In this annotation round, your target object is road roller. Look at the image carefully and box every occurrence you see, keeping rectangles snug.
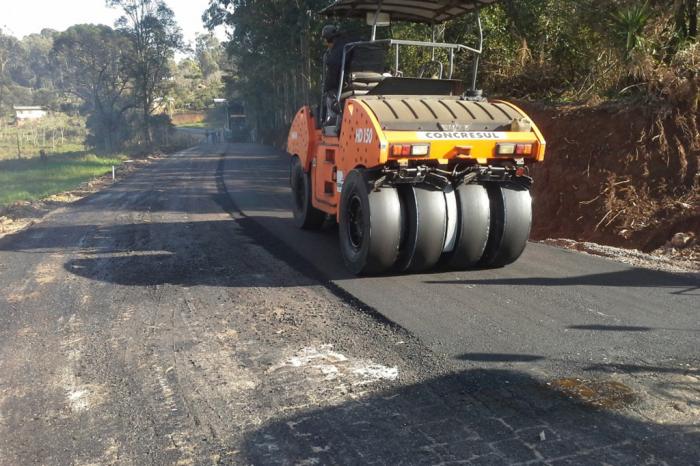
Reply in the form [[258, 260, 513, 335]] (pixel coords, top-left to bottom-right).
[[287, 0, 546, 275]]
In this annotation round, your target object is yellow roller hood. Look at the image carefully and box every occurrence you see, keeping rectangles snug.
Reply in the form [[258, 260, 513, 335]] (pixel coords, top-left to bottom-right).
[[359, 96, 524, 132]]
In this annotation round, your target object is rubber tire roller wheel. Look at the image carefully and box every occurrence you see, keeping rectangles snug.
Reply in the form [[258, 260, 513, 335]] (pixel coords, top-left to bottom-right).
[[479, 184, 532, 268], [339, 169, 402, 275], [447, 184, 491, 270], [395, 185, 448, 273], [290, 156, 325, 230]]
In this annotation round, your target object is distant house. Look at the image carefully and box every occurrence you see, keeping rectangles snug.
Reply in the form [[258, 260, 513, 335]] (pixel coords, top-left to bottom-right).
[[14, 106, 48, 123]]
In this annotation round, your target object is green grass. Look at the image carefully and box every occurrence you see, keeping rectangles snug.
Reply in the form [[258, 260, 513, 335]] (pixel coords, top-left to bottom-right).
[[0, 143, 87, 160], [0, 151, 125, 206], [0, 113, 87, 159]]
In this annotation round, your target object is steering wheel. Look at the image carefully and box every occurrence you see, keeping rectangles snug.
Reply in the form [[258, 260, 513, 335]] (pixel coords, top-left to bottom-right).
[[418, 61, 444, 79]]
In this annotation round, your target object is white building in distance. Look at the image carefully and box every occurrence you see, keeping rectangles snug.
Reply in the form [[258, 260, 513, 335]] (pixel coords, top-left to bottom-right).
[[13, 106, 48, 122]]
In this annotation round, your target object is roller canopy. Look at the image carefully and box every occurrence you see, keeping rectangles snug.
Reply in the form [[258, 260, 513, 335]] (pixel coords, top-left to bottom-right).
[[321, 0, 498, 24]]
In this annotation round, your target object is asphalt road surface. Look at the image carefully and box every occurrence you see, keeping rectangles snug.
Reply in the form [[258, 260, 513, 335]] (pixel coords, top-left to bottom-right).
[[222, 143, 699, 376], [0, 143, 698, 465]]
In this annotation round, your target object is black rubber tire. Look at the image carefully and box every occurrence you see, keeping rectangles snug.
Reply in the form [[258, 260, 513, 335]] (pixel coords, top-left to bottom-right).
[[479, 184, 532, 268], [396, 185, 448, 273], [447, 184, 491, 269], [339, 169, 402, 275], [290, 156, 325, 230]]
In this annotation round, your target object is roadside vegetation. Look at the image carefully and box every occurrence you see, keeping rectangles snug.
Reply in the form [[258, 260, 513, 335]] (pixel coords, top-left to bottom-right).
[[205, 0, 698, 142], [205, 0, 698, 255], [0, 0, 226, 207], [0, 152, 125, 205]]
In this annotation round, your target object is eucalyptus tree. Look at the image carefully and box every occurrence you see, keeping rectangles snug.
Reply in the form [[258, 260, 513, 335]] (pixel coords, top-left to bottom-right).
[[107, 0, 184, 144], [0, 30, 23, 114], [52, 24, 135, 151], [195, 32, 224, 80], [204, 0, 330, 142]]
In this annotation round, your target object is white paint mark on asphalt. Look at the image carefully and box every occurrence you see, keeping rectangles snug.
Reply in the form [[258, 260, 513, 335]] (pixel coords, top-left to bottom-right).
[[351, 364, 399, 385], [273, 345, 399, 385], [285, 346, 347, 381], [288, 345, 348, 366], [68, 388, 90, 412]]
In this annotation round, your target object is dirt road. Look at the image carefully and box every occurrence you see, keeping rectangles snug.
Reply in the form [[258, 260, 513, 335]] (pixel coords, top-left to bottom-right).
[[0, 144, 698, 465]]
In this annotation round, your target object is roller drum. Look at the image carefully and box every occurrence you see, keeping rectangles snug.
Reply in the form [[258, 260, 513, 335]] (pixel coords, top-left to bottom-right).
[[479, 184, 532, 268], [447, 184, 491, 269], [339, 170, 402, 275], [396, 185, 448, 273]]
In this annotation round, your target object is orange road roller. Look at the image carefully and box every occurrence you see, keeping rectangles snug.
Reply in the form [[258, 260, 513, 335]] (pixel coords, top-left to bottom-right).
[[287, 0, 546, 275]]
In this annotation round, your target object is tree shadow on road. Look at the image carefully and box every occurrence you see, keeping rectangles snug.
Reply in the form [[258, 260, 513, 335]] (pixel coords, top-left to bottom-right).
[[236, 368, 699, 465], [53, 219, 328, 288], [0, 215, 336, 288]]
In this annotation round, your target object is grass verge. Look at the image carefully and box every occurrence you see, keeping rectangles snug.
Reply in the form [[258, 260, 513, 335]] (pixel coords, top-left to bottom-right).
[[0, 151, 125, 206]]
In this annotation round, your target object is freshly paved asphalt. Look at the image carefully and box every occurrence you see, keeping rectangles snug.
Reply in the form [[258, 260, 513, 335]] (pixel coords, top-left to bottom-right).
[[221, 143, 700, 379]]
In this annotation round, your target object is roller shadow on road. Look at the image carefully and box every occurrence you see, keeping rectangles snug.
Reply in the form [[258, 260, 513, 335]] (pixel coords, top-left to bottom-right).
[[238, 368, 699, 464], [424, 270, 700, 295]]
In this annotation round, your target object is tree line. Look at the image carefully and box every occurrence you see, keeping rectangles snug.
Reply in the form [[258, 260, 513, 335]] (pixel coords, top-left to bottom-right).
[[0, 0, 227, 153], [205, 0, 698, 144]]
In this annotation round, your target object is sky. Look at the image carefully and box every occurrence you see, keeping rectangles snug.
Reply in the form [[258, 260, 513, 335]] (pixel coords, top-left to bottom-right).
[[0, 0, 227, 47]]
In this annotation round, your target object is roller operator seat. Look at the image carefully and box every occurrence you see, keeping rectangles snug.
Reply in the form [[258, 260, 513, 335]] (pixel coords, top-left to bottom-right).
[[340, 41, 390, 101]]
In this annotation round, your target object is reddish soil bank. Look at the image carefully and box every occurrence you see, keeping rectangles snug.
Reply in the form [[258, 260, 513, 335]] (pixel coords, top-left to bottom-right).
[[171, 112, 206, 126], [520, 101, 699, 253]]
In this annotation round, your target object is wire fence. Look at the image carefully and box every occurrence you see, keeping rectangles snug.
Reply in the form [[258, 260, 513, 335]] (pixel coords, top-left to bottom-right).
[[0, 114, 87, 159]]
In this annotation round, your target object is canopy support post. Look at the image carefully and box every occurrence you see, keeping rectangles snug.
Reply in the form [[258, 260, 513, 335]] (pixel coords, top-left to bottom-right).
[[471, 11, 483, 91], [395, 43, 400, 75], [371, 0, 384, 41]]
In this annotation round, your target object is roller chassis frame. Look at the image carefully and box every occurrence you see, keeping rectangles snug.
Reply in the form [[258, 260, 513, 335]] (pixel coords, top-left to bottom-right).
[[368, 162, 533, 192]]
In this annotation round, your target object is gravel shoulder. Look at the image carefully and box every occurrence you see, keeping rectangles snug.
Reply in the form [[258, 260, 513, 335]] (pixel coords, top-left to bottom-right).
[[541, 238, 699, 274]]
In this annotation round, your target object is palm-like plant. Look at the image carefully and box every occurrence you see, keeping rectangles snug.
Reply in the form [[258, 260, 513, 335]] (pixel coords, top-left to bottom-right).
[[611, 1, 652, 59]]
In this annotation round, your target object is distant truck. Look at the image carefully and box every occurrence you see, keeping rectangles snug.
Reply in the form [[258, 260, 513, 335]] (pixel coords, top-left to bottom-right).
[[226, 101, 250, 142]]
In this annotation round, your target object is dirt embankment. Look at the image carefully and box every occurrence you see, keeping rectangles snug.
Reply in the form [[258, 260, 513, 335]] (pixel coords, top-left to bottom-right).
[[171, 112, 206, 126], [520, 101, 699, 256]]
